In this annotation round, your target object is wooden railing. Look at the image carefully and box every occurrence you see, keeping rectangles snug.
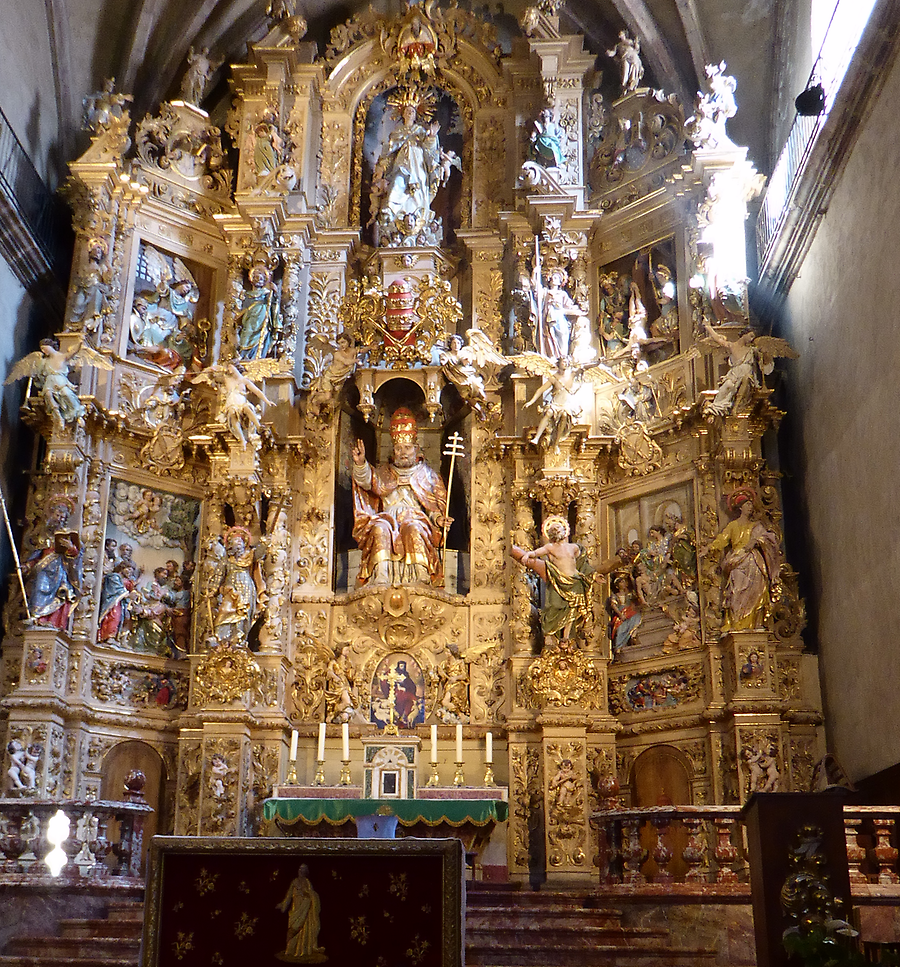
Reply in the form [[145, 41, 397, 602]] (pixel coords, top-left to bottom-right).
[[592, 805, 748, 887], [0, 799, 153, 883], [593, 803, 900, 893]]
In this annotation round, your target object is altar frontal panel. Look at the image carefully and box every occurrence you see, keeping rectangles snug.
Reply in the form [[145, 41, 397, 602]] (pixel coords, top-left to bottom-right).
[[144, 836, 465, 967]]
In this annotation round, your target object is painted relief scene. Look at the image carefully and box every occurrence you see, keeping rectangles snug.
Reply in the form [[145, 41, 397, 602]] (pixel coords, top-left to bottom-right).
[[597, 238, 679, 372], [97, 480, 200, 657], [127, 241, 210, 371], [608, 482, 699, 661]]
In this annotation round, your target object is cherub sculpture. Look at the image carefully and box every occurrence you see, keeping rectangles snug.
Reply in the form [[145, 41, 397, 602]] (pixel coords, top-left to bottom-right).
[[438, 329, 507, 417], [192, 363, 274, 449], [701, 320, 798, 417], [434, 646, 469, 724], [306, 331, 360, 418], [607, 31, 644, 94], [5, 337, 112, 430], [82, 79, 132, 135], [689, 62, 738, 149], [180, 46, 223, 106], [511, 353, 617, 449]]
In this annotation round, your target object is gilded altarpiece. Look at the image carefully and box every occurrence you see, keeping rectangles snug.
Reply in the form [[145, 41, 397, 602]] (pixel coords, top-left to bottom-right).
[[0, 1, 821, 882]]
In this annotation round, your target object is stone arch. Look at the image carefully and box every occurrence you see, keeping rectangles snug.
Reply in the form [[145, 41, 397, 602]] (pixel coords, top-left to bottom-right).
[[100, 739, 168, 871]]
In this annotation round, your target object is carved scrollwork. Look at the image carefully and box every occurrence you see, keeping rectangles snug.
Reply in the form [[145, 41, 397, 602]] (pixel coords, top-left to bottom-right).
[[526, 640, 604, 709]]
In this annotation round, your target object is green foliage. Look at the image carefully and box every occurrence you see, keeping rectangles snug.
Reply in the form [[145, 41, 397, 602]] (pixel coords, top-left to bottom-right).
[[160, 496, 200, 553], [784, 927, 900, 967]]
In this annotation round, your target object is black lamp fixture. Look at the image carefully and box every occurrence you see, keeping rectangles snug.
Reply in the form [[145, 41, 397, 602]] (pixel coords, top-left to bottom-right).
[[795, 82, 825, 116]]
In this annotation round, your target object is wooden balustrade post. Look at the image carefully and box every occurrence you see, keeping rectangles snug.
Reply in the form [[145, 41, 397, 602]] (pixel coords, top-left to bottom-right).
[[652, 815, 673, 882], [621, 818, 647, 884], [872, 817, 899, 885], [0, 807, 28, 870], [713, 815, 739, 883], [843, 815, 868, 884], [682, 815, 705, 882]]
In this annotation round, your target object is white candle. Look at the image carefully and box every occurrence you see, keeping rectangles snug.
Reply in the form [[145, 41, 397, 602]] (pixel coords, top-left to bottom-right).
[[317, 723, 326, 761], [456, 723, 463, 762], [342, 722, 350, 761], [289, 729, 299, 762], [485, 731, 493, 764], [430, 724, 438, 763]]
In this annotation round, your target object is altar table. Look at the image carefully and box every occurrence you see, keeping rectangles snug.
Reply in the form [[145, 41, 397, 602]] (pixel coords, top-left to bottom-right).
[[262, 796, 508, 859]]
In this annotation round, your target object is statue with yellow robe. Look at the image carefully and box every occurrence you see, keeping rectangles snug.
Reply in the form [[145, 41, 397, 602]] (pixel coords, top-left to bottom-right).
[[351, 408, 450, 587]]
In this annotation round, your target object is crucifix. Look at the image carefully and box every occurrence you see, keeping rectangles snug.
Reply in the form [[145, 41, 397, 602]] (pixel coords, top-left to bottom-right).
[[381, 663, 406, 736]]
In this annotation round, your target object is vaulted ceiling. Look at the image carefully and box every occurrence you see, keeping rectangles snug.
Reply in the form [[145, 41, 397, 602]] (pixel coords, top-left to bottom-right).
[[49, 0, 779, 178]]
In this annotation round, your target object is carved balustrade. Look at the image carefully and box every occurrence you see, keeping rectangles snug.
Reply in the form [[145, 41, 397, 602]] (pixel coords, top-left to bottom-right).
[[595, 804, 900, 893], [593, 805, 749, 887], [843, 806, 900, 888], [0, 798, 152, 883]]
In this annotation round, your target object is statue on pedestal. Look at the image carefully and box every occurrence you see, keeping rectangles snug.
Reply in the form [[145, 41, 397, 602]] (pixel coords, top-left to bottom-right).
[[371, 87, 460, 247], [351, 408, 450, 587], [22, 494, 82, 629], [511, 516, 593, 643], [701, 488, 781, 632], [6, 338, 111, 430], [211, 526, 264, 647]]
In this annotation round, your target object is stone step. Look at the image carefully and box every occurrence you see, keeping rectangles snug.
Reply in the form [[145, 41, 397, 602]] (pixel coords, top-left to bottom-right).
[[467, 924, 665, 948], [465, 945, 718, 967], [3, 938, 140, 961], [58, 920, 142, 940], [467, 908, 627, 929], [0, 959, 137, 967], [104, 904, 144, 924], [466, 889, 619, 909]]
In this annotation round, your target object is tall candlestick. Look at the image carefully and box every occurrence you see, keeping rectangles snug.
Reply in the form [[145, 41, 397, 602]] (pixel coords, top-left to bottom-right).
[[317, 722, 326, 761], [342, 722, 350, 761], [485, 731, 492, 763], [289, 729, 299, 762], [456, 723, 463, 762], [430, 724, 438, 763]]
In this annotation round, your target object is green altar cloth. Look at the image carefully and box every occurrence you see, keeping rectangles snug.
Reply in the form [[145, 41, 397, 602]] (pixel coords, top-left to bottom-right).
[[264, 797, 509, 828]]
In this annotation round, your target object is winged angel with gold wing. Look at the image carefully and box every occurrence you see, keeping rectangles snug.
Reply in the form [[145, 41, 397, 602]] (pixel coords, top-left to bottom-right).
[[701, 321, 798, 417], [6, 338, 112, 430], [511, 353, 619, 449]]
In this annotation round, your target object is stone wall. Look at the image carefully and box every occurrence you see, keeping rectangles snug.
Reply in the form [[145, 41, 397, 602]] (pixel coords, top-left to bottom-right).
[[782, 42, 900, 781]]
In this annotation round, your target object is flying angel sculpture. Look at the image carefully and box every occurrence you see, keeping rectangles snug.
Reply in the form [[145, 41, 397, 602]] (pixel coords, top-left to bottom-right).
[[701, 321, 798, 417], [6, 338, 112, 430], [511, 352, 619, 448]]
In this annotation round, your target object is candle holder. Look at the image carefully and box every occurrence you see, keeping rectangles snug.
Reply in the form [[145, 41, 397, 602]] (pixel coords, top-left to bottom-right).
[[287, 761, 298, 784], [483, 763, 495, 787], [312, 760, 325, 786], [453, 761, 465, 787], [426, 762, 440, 787], [339, 759, 352, 786]]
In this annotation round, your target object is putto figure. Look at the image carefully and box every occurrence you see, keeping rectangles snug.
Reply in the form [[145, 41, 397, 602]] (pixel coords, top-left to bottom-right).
[[351, 407, 450, 587]]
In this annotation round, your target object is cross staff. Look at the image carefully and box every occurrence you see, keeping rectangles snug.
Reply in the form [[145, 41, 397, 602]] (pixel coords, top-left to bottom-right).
[[441, 432, 466, 561], [0, 486, 33, 623]]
